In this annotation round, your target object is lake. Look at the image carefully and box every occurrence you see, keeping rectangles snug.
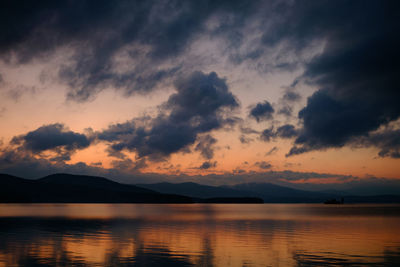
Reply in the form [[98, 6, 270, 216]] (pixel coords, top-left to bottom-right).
[[0, 204, 400, 266]]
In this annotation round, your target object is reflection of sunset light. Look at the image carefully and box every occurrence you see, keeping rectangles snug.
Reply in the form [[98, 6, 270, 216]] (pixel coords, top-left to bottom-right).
[[0, 204, 400, 266]]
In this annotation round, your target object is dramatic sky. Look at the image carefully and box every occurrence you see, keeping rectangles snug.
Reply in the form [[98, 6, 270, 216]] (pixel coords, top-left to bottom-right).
[[1, 0, 399, 187]]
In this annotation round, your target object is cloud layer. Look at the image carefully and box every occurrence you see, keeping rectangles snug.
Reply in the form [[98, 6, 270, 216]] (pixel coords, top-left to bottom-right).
[[1, 0, 399, 183], [0, 0, 257, 101]]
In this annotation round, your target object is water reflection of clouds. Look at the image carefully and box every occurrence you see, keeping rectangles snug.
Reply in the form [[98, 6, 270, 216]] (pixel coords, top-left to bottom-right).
[[0, 204, 400, 266]]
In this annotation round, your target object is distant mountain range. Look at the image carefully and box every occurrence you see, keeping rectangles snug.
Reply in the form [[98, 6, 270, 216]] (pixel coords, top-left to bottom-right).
[[1, 173, 400, 203], [0, 173, 194, 203], [138, 182, 333, 203], [137, 182, 400, 203], [0, 173, 261, 203]]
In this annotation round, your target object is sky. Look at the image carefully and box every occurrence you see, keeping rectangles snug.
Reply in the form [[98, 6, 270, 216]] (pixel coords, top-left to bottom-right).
[[0, 0, 400, 188]]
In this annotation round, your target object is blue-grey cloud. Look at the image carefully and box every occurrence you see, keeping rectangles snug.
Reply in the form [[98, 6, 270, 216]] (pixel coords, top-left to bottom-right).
[[9, 123, 91, 161], [249, 101, 274, 122], [276, 124, 298, 139], [12, 124, 90, 152], [280, 1, 400, 158], [0, 0, 258, 102], [355, 129, 400, 159], [261, 124, 298, 142], [97, 71, 239, 160]]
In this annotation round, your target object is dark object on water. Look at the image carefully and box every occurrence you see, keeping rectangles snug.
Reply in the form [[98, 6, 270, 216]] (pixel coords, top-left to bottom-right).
[[324, 197, 344, 204]]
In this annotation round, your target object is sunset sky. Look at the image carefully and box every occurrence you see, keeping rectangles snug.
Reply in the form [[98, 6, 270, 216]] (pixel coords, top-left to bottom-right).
[[1, 0, 399, 187]]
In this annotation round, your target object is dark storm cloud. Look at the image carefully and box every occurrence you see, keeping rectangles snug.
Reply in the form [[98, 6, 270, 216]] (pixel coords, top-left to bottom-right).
[[279, 1, 400, 157], [97, 71, 239, 160], [8, 123, 92, 162], [12, 123, 90, 152], [249, 101, 274, 122], [0, 0, 258, 102]]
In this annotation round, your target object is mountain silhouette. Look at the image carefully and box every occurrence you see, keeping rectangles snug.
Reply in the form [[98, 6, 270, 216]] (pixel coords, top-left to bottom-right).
[[138, 181, 400, 203], [137, 182, 332, 202], [136, 182, 254, 199], [0, 173, 193, 203]]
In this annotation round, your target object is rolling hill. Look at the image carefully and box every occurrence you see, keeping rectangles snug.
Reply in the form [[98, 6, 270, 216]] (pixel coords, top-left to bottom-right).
[[0, 173, 193, 203]]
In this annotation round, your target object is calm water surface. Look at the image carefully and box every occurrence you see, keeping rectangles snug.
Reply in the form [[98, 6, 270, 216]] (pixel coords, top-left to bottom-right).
[[0, 204, 400, 266]]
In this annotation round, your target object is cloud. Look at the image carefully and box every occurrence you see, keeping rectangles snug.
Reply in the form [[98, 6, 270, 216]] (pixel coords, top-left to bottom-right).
[[0, 0, 259, 102], [260, 128, 274, 142], [239, 135, 253, 144], [276, 88, 302, 118], [3, 1, 397, 107], [261, 124, 299, 142], [9, 123, 91, 161], [276, 124, 298, 139], [0, 148, 99, 179], [356, 128, 400, 159], [195, 134, 217, 159], [265, 146, 278, 156], [239, 126, 259, 135], [277, 106, 293, 117], [370, 130, 400, 159], [97, 71, 239, 160], [282, 90, 301, 102], [198, 161, 217, 170], [12, 124, 90, 152], [254, 161, 272, 170], [278, 1, 400, 158], [249, 101, 274, 122], [238, 126, 259, 144], [111, 157, 147, 171]]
